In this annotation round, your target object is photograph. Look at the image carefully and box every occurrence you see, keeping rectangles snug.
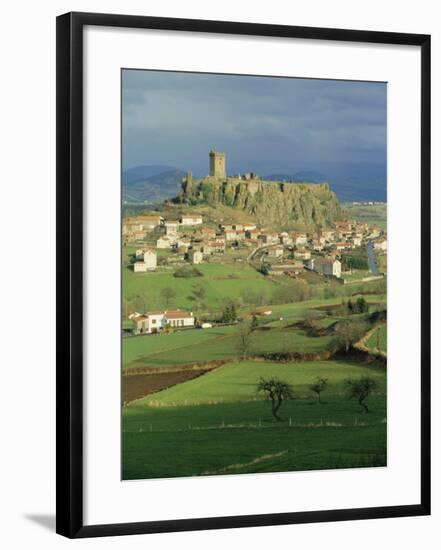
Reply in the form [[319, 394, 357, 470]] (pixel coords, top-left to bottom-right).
[[121, 69, 388, 481]]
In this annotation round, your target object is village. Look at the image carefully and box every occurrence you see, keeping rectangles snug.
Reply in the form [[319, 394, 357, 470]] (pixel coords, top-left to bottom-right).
[[123, 210, 387, 335]]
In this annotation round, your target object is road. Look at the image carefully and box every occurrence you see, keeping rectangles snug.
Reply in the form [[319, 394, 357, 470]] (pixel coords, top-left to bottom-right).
[[367, 241, 378, 274]]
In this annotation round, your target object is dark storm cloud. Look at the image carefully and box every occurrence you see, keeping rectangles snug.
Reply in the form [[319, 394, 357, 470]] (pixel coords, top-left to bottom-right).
[[122, 69, 386, 176]]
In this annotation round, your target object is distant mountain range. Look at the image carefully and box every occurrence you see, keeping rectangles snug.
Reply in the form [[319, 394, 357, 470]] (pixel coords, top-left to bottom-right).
[[122, 163, 386, 204], [123, 166, 186, 204]]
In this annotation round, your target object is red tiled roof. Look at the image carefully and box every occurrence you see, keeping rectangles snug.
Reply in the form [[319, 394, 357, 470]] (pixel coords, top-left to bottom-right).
[[165, 310, 193, 319]]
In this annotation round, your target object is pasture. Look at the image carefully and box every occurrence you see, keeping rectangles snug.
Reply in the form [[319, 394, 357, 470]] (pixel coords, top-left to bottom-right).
[[122, 294, 387, 370], [124, 326, 334, 370], [123, 359, 387, 479]]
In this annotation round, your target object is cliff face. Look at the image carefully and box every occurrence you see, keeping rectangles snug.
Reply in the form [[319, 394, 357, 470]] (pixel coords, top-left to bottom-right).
[[179, 177, 343, 229]]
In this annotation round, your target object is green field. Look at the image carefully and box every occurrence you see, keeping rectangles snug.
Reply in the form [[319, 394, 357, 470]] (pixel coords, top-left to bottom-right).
[[366, 324, 387, 353], [123, 294, 386, 369], [141, 360, 386, 406], [123, 249, 282, 311], [123, 325, 237, 365], [123, 360, 386, 479], [344, 203, 387, 230]]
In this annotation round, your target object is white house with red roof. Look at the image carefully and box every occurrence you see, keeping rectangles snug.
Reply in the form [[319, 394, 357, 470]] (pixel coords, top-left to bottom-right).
[[131, 309, 195, 334]]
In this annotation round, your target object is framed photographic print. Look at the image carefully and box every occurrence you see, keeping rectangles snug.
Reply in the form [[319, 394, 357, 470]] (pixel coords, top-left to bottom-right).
[[56, 11, 431, 538]]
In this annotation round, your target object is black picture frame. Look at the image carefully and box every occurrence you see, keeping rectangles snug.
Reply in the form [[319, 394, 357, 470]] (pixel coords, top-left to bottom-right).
[[56, 11, 431, 539]]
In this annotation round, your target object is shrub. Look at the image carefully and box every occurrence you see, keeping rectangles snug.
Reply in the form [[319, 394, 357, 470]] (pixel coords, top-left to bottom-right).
[[173, 267, 204, 278]]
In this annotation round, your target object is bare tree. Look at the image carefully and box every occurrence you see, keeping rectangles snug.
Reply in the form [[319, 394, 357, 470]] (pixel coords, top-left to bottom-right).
[[257, 377, 294, 421], [236, 320, 253, 360], [344, 377, 379, 413], [309, 377, 328, 404]]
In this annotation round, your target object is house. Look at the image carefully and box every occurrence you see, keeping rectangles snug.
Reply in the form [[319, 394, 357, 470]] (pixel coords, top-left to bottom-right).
[[164, 310, 195, 328], [233, 223, 243, 231], [279, 232, 293, 246], [176, 237, 192, 251], [164, 220, 179, 235], [132, 311, 166, 334], [180, 215, 203, 226], [291, 232, 308, 246], [294, 248, 311, 260], [213, 236, 226, 251], [156, 236, 175, 249], [259, 232, 279, 245], [221, 224, 235, 232], [245, 229, 260, 240], [132, 309, 195, 334], [224, 230, 237, 242], [188, 249, 203, 264], [133, 248, 157, 271], [124, 215, 163, 232], [308, 257, 342, 278], [351, 235, 363, 247]]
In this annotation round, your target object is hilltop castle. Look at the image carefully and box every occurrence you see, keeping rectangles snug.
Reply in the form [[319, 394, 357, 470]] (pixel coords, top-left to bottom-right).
[[184, 150, 260, 186], [179, 150, 342, 229]]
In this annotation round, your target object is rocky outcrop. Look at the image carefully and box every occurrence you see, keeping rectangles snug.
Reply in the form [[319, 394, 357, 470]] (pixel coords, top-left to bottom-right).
[[178, 176, 343, 229]]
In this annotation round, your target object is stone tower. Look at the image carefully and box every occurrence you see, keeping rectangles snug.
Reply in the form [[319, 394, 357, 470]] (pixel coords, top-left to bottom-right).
[[209, 149, 226, 179]]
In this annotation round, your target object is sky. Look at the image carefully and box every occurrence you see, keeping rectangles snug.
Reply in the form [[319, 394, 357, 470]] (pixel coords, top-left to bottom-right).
[[122, 69, 387, 178]]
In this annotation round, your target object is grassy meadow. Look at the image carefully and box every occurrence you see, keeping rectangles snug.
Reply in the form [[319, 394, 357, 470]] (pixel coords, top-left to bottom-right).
[[123, 360, 386, 479]]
